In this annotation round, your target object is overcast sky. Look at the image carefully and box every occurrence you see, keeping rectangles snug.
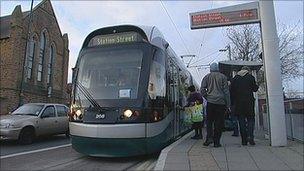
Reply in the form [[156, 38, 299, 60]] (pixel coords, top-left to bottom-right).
[[1, 0, 303, 93]]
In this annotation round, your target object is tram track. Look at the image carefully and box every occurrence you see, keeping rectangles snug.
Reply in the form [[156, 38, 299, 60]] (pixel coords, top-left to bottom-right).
[[46, 155, 157, 171], [1, 144, 158, 171], [122, 159, 146, 171], [1, 136, 160, 171], [125, 153, 159, 171], [126, 158, 157, 171], [44, 155, 87, 170]]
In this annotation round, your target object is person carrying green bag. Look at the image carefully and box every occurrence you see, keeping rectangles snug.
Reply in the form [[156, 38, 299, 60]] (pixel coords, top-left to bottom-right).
[[185, 85, 204, 139]]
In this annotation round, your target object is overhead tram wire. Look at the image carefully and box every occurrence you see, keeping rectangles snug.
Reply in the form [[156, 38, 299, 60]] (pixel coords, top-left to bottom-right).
[[191, 1, 214, 65], [188, 43, 202, 67], [190, 50, 219, 79], [190, 27, 206, 66], [188, 52, 221, 79], [187, 53, 220, 69], [197, 43, 203, 59], [160, 0, 191, 55], [191, 50, 219, 65], [189, 1, 214, 67], [188, 52, 221, 69], [159, 0, 202, 79], [207, 52, 222, 65]]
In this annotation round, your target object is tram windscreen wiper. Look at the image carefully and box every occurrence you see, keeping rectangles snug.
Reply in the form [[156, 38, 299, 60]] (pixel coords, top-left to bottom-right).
[[75, 80, 109, 112]]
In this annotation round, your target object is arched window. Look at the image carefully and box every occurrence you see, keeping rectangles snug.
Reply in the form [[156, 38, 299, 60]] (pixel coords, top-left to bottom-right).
[[47, 44, 55, 84], [26, 35, 36, 80], [37, 31, 46, 82]]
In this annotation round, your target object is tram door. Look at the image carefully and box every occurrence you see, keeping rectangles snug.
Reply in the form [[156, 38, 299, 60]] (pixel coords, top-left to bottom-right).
[[169, 62, 181, 138]]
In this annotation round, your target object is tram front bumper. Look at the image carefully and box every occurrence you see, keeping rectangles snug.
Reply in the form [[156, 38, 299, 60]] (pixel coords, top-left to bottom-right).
[[69, 120, 174, 157], [71, 135, 148, 157]]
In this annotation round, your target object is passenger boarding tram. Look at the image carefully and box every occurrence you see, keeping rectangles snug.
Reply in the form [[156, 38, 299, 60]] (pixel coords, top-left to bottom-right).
[[69, 25, 199, 157]]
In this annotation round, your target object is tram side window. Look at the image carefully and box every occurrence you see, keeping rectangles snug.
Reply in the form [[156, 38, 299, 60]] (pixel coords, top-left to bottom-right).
[[167, 58, 176, 110], [148, 49, 166, 122], [148, 49, 166, 100], [179, 73, 190, 107]]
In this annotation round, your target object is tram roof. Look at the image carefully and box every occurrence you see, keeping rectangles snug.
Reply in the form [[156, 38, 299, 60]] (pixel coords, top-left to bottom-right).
[[136, 25, 165, 41], [82, 25, 167, 49]]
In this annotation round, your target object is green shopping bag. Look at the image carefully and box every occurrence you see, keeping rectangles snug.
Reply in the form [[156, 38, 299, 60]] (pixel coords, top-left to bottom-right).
[[184, 106, 194, 125], [184, 103, 204, 125], [191, 103, 203, 122]]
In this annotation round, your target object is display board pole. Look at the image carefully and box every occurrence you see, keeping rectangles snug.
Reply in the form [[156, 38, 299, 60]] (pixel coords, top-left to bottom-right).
[[259, 0, 287, 146]]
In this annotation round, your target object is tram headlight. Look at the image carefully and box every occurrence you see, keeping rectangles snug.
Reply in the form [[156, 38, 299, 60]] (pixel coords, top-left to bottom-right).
[[75, 109, 82, 117], [123, 109, 133, 118], [70, 104, 84, 122], [120, 109, 141, 121]]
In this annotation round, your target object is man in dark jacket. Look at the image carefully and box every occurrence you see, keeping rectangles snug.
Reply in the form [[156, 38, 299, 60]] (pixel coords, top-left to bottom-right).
[[230, 66, 259, 145], [201, 63, 230, 147]]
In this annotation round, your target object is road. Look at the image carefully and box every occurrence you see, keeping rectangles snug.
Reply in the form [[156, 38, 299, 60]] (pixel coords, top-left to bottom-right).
[[0, 135, 158, 170], [0, 134, 70, 156]]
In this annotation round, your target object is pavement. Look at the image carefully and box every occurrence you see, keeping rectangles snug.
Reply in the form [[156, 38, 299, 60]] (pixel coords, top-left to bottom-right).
[[154, 130, 304, 171]]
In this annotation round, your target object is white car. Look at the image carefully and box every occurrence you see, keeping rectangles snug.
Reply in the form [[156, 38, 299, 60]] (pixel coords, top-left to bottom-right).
[[0, 103, 69, 144]]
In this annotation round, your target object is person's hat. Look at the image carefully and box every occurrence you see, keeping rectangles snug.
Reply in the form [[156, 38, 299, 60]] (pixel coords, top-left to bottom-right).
[[210, 62, 219, 72]]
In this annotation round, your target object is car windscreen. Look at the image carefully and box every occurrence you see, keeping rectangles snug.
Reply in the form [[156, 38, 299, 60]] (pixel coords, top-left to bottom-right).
[[12, 104, 44, 116]]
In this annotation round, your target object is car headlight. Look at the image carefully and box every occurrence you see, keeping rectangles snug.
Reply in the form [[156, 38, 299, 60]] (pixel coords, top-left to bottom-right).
[[4, 123, 19, 128]]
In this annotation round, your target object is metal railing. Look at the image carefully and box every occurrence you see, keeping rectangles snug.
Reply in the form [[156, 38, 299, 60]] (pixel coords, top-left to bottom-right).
[[261, 99, 303, 142]]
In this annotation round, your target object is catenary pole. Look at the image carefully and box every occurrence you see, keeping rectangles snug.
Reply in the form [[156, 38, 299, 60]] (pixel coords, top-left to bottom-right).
[[259, 0, 287, 146], [227, 44, 231, 60]]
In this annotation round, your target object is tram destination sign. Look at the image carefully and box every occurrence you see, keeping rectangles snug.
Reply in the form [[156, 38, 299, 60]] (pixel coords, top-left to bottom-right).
[[88, 32, 142, 47], [190, 2, 260, 29]]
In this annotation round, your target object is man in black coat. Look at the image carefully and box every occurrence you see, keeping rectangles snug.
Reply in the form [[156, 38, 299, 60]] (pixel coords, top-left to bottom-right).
[[230, 66, 259, 145]]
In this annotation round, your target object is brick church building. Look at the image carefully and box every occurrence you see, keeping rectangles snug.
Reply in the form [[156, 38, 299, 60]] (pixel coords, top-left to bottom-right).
[[0, 0, 69, 114]]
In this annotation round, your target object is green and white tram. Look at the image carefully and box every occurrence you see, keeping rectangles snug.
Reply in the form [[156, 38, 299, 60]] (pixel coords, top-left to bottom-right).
[[69, 25, 198, 157]]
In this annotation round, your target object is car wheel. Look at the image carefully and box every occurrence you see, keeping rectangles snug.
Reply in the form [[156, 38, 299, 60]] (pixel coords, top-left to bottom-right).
[[18, 127, 35, 145]]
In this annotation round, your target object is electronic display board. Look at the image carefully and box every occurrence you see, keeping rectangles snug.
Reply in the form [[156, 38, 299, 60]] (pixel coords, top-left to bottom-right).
[[190, 2, 260, 29]]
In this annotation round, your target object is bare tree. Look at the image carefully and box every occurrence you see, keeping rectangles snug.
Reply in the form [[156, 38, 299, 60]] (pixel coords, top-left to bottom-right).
[[277, 23, 304, 80], [226, 24, 261, 61], [226, 22, 304, 81]]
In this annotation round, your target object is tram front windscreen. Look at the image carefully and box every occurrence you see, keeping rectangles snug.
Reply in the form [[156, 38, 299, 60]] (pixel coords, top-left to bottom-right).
[[76, 48, 143, 101]]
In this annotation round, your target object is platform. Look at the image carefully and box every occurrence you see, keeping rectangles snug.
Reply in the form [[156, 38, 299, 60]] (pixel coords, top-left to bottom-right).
[[155, 130, 304, 170]]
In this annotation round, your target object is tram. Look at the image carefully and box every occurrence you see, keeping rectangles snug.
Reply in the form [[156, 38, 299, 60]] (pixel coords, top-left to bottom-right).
[[69, 25, 198, 157]]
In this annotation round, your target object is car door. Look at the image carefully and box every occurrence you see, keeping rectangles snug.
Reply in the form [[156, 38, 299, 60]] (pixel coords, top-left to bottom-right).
[[37, 105, 57, 136], [55, 105, 69, 134]]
